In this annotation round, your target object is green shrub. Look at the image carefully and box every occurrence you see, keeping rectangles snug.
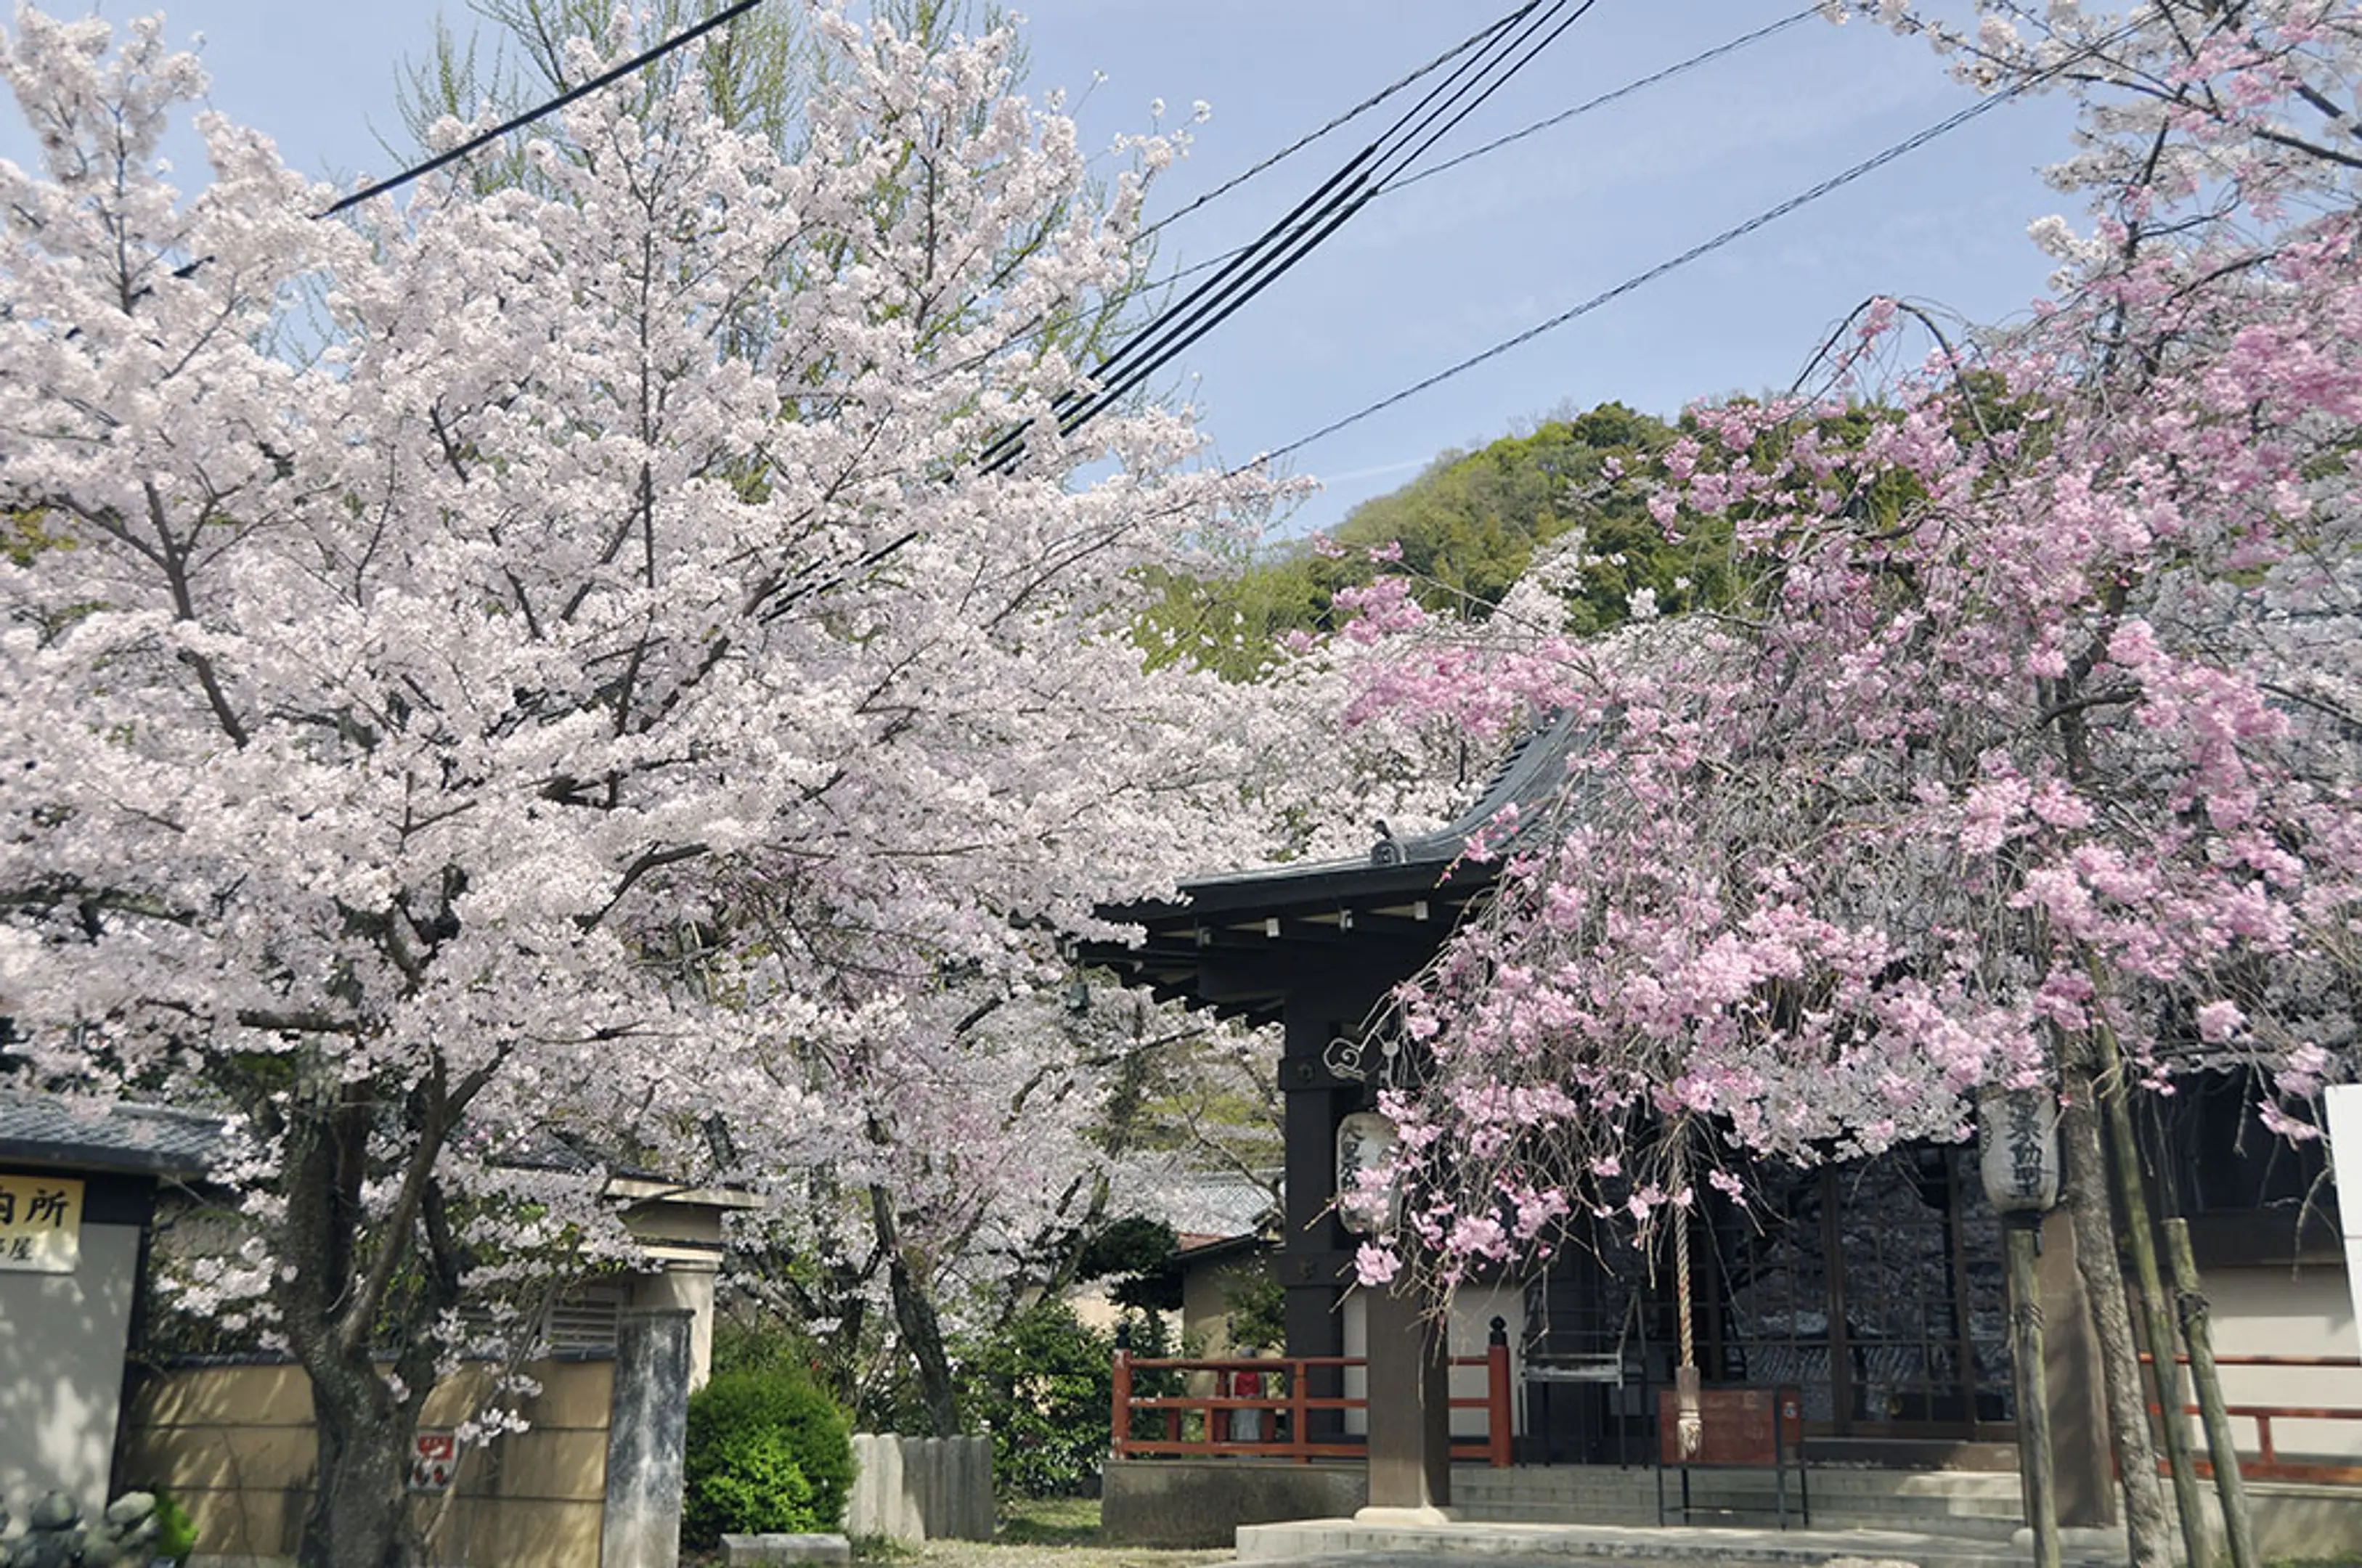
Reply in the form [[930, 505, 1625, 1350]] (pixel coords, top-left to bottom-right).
[[683, 1365, 855, 1546], [153, 1489, 199, 1560], [958, 1302, 1151, 1498]]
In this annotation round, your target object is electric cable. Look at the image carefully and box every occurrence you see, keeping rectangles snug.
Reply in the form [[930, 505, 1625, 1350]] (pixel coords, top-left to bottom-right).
[[1052, 0, 1577, 409], [1382, 6, 1820, 198], [982, 0, 1597, 473], [319, 0, 765, 218], [1135, 7, 1536, 245], [974, 0, 1571, 472], [1027, 7, 1579, 450], [1155, 6, 1821, 290], [1258, 76, 2048, 466]]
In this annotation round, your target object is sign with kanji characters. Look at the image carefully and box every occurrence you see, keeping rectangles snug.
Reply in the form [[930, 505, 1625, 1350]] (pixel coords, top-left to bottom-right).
[[409, 1431, 457, 1493], [1977, 1087, 2062, 1214], [1657, 1384, 1804, 1466], [1335, 1112, 1401, 1236], [0, 1174, 82, 1273]]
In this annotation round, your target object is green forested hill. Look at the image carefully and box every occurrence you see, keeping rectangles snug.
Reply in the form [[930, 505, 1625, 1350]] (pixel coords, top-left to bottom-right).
[[1141, 401, 1733, 676]]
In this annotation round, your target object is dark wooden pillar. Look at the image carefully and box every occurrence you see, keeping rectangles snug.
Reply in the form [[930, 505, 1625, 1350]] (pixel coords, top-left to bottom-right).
[[1280, 987, 1362, 1442], [1361, 1283, 1453, 1516], [2040, 1206, 2118, 1528]]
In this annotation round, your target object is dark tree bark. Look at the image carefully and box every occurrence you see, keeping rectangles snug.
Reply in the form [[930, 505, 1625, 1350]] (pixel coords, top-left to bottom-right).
[[871, 1182, 960, 1437], [2059, 1042, 2173, 1568], [274, 1067, 472, 1568]]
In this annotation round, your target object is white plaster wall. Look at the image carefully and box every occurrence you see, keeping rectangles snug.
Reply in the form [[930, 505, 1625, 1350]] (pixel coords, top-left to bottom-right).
[[1337, 1283, 1530, 1440], [630, 1263, 720, 1391], [2200, 1260, 2362, 1462], [1445, 1284, 1525, 1438], [0, 1220, 139, 1525]]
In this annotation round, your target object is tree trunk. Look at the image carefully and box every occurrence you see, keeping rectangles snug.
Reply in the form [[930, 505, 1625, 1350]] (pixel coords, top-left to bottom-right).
[[2096, 1024, 2211, 1566], [276, 1072, 460, 1568], [301, 1358, 415, 1568], [2060, 1045, 2174, 1568], [871, 1183, 961, 1437]]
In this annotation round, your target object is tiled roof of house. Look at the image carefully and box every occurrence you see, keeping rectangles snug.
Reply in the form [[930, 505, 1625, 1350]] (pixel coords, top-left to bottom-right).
[[1159, 1170, 1281, 1241], [0, 1093, 226, 1178]]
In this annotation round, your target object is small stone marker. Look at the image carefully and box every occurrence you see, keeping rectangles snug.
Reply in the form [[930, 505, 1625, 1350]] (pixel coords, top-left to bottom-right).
[[720, 1533, 852, 1566]]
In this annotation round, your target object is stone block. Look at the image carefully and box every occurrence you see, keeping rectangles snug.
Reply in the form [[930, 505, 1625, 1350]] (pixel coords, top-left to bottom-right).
[[720, 1533, 852, 1565]]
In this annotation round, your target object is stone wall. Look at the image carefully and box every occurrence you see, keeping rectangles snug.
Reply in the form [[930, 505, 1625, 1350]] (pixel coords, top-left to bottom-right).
[[1101, 1458, 1366, 1548], [844, 1434, 992, 1543]]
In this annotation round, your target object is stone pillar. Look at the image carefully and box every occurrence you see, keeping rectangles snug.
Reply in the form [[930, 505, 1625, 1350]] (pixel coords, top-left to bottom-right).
[[602, 1307, 696, 1568], [1357, 1284, 1454, 1521], [2040, 1206, 2118, 1528], [633, 1260, 720, 1390]]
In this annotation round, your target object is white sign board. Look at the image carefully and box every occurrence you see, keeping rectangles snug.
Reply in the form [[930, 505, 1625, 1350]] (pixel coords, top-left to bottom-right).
[[2324, 1085, 2362, 1358], [1335, 1112, 1400, 1236]]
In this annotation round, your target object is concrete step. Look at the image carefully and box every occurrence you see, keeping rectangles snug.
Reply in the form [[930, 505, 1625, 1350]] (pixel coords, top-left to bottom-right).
[[1453, 1466, 2029, 1531], [1457, 1468, 2024, 1499], [1234, 1516, 2125, 1568]]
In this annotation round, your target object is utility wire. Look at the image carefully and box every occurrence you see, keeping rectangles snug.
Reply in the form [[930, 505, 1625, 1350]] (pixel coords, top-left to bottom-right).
[[1031, 0, 1576, 428], [319, 0, 765, 218], [982, 0, 1596, 473], [1035, 0, 1599, 448], [1260, 78, 2043, 465], [1156, 7, 1820, 290], [1384, 7, 1820, 197], [1136, 7, 1536, 244]]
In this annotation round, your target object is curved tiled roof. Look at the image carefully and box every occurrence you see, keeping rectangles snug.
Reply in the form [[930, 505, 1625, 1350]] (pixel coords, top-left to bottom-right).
[[1083, 709, 1587, 1021], [0, 1093, 225, 1179]]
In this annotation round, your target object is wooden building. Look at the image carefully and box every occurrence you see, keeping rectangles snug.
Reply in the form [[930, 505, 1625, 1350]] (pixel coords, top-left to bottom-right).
[[1083, 716, 2355, 1534]]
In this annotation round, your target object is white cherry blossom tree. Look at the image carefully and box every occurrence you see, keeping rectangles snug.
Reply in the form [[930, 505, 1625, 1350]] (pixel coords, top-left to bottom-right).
[[0, 8, 1280, 1563]]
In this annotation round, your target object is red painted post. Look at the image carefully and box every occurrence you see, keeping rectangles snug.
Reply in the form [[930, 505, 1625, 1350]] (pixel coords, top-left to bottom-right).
[[1291, 1357, 1311, 1464], [1111, 1337, 1133, 1459], [1487, 1315, 1514, 1469]]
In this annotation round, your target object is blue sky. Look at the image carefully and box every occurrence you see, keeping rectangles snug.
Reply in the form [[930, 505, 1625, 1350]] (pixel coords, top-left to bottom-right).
[[1, 1, 2082, 536]]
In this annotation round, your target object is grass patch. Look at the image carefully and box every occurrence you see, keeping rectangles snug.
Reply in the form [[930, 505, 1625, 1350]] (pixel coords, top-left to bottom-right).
[[998, 1495, 1101, 1547]]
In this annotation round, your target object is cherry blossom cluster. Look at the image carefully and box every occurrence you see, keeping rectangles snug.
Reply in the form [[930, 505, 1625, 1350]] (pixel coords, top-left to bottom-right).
[[1339, 0, 2362, 1287], [0, 2, 1284, 1515]]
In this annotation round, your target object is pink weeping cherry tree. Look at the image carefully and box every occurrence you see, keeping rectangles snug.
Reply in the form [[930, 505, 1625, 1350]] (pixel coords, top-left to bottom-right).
[[1331, 7, 2362, 1564]]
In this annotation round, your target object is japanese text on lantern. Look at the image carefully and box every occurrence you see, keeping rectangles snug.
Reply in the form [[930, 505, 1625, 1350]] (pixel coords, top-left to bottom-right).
[[0, 1175, 83, 1273]]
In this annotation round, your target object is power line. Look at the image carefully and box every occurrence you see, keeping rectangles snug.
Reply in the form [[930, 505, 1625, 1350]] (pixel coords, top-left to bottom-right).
[[1258, 81, 2041, 466], [982, 0, 1597, 473], [1136, 7, 1537, 244], [1380, 7, 1821, 198], [1154, 7, 1820, 292], [319, 0, 765, 219]]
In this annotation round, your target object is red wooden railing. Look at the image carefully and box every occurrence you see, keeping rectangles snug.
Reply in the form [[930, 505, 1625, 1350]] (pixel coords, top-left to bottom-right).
[[1112, 1338, 1515, 1468], [2141, 1352, 2362, 1485]]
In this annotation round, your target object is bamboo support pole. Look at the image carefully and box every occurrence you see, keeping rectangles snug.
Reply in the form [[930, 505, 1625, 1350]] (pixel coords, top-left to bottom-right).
[[2093, 1019, 2213, 1567], [2008, 1216, 2062, 1568], [2164, 1217, 2258, 1568]]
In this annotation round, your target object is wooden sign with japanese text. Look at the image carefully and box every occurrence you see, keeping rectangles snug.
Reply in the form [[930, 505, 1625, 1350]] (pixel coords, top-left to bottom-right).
[[0, 1175, 83, 1273]]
